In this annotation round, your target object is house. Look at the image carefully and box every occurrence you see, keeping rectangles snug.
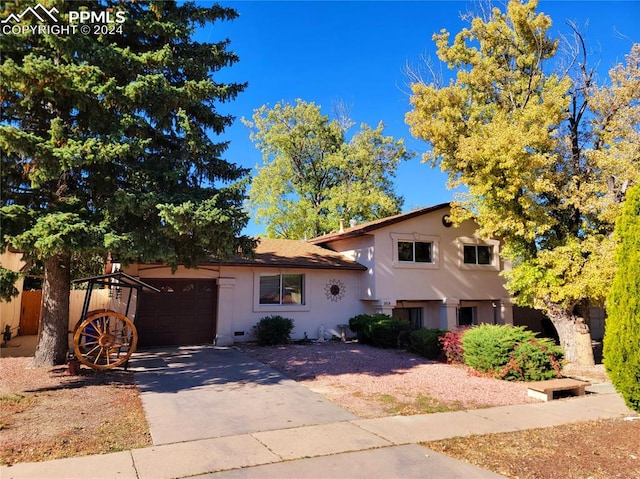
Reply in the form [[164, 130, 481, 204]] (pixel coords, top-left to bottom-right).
[[309, 203, 513, 331], [121, 203, 515, 347], [0, 247, 27, 339]]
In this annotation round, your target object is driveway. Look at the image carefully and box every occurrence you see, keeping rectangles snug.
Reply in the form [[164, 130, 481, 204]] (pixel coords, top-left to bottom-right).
[[129, 345, 357, 445]]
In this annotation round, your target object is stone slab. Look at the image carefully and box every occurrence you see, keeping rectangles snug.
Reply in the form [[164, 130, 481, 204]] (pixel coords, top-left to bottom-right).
[[132, 434, 279, 479], [0, 451, 136, 479], [353, 410, 514, 444], [252, 421, 392, 460]]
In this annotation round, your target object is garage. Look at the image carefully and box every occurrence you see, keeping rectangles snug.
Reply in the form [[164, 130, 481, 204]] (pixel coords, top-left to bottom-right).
[[135, 278, 218, 348]]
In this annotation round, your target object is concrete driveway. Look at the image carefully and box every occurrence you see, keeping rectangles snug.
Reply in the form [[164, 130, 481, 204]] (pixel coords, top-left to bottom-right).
[[129, 345, 357, 445]]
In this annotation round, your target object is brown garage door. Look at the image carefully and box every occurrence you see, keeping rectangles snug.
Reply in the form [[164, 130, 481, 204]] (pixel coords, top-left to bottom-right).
[[135, 279, 217, 348]]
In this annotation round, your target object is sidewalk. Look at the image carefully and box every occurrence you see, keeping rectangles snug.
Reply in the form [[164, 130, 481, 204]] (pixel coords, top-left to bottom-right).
[[1, 392, 636, 479]]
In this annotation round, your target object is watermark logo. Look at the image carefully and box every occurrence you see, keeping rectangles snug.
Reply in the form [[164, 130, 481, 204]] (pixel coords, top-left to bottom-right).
[[2, 4, 59, 24], [2, 3, 126, 36]]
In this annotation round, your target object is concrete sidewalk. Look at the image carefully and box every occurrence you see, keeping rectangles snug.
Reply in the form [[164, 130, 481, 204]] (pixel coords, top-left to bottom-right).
[[1, 393, 635, 479], [1, 345, 637, 479]]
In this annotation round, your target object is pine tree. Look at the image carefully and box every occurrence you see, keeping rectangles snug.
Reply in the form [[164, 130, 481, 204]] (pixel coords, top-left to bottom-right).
[[603, 184, 640, 413], [1, 1, 253, 366]]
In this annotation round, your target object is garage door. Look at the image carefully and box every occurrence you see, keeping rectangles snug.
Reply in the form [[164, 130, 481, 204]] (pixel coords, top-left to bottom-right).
[[135, 279, 217, 348]]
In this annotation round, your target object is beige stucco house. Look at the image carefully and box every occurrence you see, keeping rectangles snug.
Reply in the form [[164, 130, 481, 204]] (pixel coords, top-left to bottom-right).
[[121, 203, 514, 347], [309, 203, 513, 331], [2, 203, 519, 348]]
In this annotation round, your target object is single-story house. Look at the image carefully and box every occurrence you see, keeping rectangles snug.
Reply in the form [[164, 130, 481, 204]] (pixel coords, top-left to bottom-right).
[[122, 203, 516, 347]]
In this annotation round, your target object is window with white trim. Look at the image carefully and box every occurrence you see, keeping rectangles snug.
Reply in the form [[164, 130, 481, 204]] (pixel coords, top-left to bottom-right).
[[259, 273, 305, 305], [463, 245, 493, 265], [398, 241, 433, 263], [392, 233, 439, 269]]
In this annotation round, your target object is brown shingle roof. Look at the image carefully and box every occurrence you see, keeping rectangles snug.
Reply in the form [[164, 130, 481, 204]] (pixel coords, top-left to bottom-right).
[[221, 238, 366, 270], [309, 203, 450, 245]]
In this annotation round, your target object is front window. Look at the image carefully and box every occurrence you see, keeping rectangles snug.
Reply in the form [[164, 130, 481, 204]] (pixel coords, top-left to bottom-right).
[[463, 245, 492, 265], [259, 273, 305, 305], [398, 241, 433, 263]]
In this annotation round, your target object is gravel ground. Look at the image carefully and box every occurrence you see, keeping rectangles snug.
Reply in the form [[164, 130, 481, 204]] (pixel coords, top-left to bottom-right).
[[238, 341, 539, 417]]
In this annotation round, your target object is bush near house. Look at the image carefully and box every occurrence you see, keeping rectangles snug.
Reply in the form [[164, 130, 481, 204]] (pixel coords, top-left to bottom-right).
[[253, 315, 294, 346], [348, 314, 411, 348], [439, 329, 467, 364], [462, 324, 563, 381], [409, 329, 447, 360]]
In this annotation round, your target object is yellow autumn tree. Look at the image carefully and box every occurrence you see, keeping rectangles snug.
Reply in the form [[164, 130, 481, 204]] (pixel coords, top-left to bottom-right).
[[406, 0, 640, 365]]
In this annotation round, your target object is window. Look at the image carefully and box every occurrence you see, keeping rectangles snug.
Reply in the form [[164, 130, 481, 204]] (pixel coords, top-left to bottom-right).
[[398, 241, 433, 263], [463, 245, 492, 265], [458, 306, 476, 326], [259, 273, 305, 305]]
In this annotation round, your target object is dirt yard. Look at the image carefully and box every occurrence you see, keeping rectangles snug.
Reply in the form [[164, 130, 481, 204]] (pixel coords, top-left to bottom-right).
[[1, 341, 639, 478], [0, 357, 151, 466]]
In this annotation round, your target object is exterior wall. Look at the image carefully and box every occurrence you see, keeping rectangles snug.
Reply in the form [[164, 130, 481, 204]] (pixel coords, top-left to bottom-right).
[[0, 249, 26, 337], [319, 236, 376, 300], [323, 207, 513, 329], [218, 266, 366, 343], [125, 263, 367, 345]]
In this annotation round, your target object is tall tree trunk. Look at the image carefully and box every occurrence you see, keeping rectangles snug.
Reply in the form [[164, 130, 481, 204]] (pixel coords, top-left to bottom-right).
[[32, 253, 71, 367], [546, 304, 595, 366]]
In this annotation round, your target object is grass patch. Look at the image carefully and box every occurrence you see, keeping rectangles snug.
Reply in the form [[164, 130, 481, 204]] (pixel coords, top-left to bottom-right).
[[0, 394, 28, 404], [374, 393, 461, 416]]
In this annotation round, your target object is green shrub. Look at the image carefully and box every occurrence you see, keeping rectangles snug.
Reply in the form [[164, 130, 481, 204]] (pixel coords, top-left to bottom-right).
[[462, 324, 563, 381], [498, 338, 564, 381], [409, 329, 447, 360], [439, 328, 467, 364], [253, 315, 294, 346], [604, 184, 640, 413], [348, 314, 376, 338], [462, 324, 529, 373], [348, 314, 411, 348]]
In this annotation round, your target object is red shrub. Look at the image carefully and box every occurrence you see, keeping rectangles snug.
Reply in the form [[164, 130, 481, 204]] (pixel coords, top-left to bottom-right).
[[439, 328, 468, 364]]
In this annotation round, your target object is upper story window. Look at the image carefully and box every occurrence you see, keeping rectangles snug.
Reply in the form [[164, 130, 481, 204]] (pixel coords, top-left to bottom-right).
[[259, 273, 305, 305], [398, 241, 433, 263], [391, 233, 440, 269], [458, 237, 500, 271], [463, 245, 493, 265]]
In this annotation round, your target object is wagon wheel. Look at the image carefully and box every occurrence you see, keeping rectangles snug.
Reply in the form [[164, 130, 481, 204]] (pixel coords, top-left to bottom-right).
[[72, 309, 110, 334], [73, 310, 138, 370]]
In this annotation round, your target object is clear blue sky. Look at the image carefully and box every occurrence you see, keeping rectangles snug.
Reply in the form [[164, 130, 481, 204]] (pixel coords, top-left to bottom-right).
[[200, 1, 640, 237]]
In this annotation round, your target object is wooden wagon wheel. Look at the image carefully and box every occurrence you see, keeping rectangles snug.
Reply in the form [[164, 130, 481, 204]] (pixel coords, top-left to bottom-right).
[[73, 310, 138, 370]]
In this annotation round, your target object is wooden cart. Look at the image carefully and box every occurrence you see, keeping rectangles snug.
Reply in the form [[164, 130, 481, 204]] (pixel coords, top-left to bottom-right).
[[71, 272, 159, 370]]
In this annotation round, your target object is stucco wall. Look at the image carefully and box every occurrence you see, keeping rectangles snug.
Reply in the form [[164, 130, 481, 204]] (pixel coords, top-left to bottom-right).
[[219, 266, 366, 342], [0, 249, 26, 336], [323, 207, 510, 303]]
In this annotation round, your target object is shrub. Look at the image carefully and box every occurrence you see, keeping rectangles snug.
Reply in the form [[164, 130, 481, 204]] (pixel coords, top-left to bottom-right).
[[409, 329, 447, 360], [439, 329, 467, 364], [498, 338, 564, 381], [604, 184, 640, 413], [348, 314, 411, 348], [462, 324, 563, 381], [348, 314, 376, 339], [462, 324, 526, 373], [253, 315, 294, 346]]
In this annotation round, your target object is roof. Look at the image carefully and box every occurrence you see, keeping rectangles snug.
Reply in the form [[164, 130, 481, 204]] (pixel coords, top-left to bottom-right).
[[72, 272, 161, 292], [308, 203, 450, 245], [221, 238, 367, 270]]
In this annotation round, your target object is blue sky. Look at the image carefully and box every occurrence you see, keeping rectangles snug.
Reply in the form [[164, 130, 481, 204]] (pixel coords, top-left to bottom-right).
[[201, 1, 640, 237]]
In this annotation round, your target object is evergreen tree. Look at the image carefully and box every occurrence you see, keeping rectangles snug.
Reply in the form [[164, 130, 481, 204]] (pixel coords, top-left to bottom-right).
[[1, 1, 253, 366], [604, 184, 640, 413]]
